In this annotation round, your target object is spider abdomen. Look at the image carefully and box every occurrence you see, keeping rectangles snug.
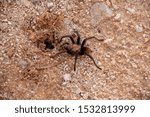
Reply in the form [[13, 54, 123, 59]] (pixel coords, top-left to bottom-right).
[[80, 47, 92, 55], [65, 44, 81, 55]]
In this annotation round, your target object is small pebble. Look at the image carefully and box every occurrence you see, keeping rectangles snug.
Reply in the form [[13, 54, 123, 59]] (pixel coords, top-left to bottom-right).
[[114, 13, 121, 20], [47, 2, 54, 8], [7, 48, 15, 58], [20, 0, 31, 7], [135, 25, 143, 32], [98, 2, 113, 17], [75, 88, 81, 94], [63, 74, 71, 82], [90, 2, 113, 24], [127, 7, 135, 14], [19, 59, 28, 69]]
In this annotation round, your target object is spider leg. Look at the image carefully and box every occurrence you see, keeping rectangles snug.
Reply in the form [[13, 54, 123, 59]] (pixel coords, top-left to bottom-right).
[[85, 52, 102, 70], [60, 42, 69, 48], [73, 30, 81, 45], [81, 36, 104, 49], [60, 35, 75, 44], [49, 50, 66, 58], [74, 53, 79, 71]]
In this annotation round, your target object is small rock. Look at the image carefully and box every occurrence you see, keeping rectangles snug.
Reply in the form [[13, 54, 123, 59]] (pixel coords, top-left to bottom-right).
[[20, 0, 31, 7], [111, 58, 116, 65], [135, 25, 143, 32], [0, 57, 3, 61], [99, 2, 113, 17], [8, 21, 12, 25], [47, 2, 54, 8], [7, 47, 15, 58], [131, 62, 138, 68], [75, 88, 81, 94], [63, 74, 71, 82], [147, 46, 150, 52], [32, 0, 41, 6], [104, 38, 113, 43], [110, 75, 116, 80], [114, 13, 121, 20], [90, 2, 113, 24], [19, 59, 28, 69], [126, 7, 135, 14], [82, 93, 89, 99]]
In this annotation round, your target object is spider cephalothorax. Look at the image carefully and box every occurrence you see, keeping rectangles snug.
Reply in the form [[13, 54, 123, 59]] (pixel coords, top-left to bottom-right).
[[59, 30, 104, 71]]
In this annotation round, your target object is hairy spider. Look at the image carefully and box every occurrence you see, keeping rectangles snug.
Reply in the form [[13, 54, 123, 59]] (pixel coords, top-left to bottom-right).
[[59, 30, 104, 71]]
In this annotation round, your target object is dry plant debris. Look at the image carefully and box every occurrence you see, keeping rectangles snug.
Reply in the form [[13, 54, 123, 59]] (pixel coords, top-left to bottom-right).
[[24, 10, 64, 51]]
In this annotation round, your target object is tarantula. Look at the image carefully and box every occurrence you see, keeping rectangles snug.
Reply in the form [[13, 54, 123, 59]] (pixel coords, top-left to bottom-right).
[[59, 30, 104, 71]]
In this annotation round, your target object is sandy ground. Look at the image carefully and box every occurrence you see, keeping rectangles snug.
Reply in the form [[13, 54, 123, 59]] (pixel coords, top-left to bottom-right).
[[0, 0, 150, 100]]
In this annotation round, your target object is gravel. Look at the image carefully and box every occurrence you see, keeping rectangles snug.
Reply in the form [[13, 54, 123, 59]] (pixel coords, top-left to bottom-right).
[[0, 0, 149, 100]]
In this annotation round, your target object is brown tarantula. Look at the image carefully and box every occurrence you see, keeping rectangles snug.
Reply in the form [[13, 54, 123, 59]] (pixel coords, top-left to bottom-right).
[[59, 30, 104, 71]]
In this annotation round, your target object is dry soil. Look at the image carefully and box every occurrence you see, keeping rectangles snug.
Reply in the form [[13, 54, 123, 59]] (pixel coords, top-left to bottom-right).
[[0, 0, 150, 99]]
